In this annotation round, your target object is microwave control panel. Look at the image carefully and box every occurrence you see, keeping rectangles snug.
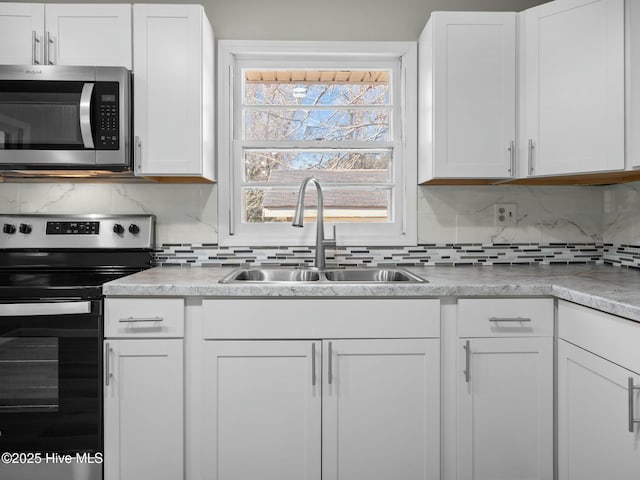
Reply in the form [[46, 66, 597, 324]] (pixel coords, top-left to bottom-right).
[[94, 82, 119, 150]]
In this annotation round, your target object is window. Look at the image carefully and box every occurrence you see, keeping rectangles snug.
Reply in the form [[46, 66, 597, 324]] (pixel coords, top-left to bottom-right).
[[218, 41, 417, 246]]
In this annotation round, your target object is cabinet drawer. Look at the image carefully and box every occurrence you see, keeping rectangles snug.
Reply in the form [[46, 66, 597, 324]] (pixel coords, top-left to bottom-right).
[[202, 299, 440, 339], [105, 298, 184, 338], [458, 298, 553, 337]]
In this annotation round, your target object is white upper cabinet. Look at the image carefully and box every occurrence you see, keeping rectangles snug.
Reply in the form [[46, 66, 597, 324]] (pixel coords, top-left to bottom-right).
[[133, 4, 214, 180], [418, 12, 516, 182], [0, 3, 43, 65], [0, 3, 131, 68], [627, 0, 640, 169], [45, 4, 132, 68], [521, 0, 625, 177]]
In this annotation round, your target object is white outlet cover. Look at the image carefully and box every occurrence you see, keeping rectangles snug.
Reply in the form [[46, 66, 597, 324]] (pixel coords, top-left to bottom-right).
[[494, 203, 517, 226]]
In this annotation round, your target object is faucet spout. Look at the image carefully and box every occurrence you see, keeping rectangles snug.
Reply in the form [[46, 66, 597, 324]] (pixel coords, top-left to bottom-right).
[[292, 177, 336, 269]]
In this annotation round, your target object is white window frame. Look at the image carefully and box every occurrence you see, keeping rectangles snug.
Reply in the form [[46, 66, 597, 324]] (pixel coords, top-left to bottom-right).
[[217, 40, 417, 247]]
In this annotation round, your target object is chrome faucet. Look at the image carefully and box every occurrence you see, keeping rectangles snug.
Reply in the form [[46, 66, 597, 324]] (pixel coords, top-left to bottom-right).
[[292, 177, 336, 269]]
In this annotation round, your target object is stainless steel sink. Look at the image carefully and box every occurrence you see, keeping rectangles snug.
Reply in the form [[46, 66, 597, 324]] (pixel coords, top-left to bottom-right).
[[323, 268, 425, 283], [222, 268, 322, 283], [219, 267, 427, 284]]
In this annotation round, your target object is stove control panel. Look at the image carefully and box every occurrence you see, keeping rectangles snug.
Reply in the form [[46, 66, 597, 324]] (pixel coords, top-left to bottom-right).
[[0, 215, 155, 249], [47, 221, 100, 235]]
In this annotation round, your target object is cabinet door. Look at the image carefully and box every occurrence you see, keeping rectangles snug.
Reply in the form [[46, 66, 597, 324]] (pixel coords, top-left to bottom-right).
[[558, 340, 640, 480], [202, 340, 321, 480], [104, 339, 183, 480], [431, 12, 516, 179], [45, 4, 131, 68], [322, 339, 440, 480], [522, 0, 624, 176], [457, 337, 553, 480], [0, 3, 44, 65], [133, 4, 206, 176]]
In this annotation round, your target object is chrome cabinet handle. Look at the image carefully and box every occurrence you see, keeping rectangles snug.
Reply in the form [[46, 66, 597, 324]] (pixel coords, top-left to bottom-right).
[[118, 316, 163, 323], [328, 341, 333, 385], [134, 136, 142, 172], [311, 343, 316, 387], [508, 140, 515, 175], [32, 31, 40, 65], [105, 343, 113, 386], [45, 31, 54, 64], [79, 83, 95, 149], [528, 139, 535, 174], [464, 340, 471, 383], [629, 378, 640, 433], [488, 317, 532, 323]]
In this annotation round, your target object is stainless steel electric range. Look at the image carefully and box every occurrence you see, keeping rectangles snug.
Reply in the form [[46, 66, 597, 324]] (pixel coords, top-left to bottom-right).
[[0, 214, 154, 480]]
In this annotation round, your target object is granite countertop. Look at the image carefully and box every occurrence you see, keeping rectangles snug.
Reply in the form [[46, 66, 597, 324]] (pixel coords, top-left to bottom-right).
[[103, 264, 640, 322]]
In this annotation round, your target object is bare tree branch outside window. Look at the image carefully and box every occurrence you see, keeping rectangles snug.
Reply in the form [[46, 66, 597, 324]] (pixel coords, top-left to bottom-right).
[[241, 70, 393, 224]]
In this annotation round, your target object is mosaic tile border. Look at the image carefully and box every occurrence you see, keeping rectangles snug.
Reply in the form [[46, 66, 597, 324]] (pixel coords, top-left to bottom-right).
[[604, 244, 640, 269], [154, 243, 604, 267]]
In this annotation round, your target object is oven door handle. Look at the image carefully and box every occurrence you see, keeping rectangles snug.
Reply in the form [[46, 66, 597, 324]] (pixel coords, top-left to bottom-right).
[[80, 83, 95, 149], [0, 301, 91, 316]]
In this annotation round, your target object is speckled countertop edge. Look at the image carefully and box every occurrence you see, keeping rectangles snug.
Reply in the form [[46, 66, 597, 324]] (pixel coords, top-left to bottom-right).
[[103, 264, 640, 322]]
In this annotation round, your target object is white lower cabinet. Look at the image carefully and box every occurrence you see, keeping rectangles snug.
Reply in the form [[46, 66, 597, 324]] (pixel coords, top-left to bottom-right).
[[202, 340, 321, 480], [558, 340, 640, 480], [454, 298, 554, 480], [457, 337, 553, 480], [202, 338, 440, 480], [103, 297, 185, 480], [557, 300, 640, 480], [104, 339, 183, 480]]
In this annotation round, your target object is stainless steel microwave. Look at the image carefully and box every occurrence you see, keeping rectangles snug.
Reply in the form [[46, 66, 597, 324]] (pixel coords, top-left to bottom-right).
[[0, 65, 131, 173]]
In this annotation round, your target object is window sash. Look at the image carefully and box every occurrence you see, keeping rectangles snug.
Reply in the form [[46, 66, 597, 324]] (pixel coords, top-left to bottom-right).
[[218, 41, 417, 247]]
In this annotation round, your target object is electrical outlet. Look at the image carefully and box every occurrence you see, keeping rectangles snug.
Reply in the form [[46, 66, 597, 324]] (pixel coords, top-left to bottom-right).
[[494, 203, 517, 226]]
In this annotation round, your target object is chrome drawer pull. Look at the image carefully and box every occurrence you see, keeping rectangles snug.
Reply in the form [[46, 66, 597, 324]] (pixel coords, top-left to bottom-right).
[[488, 317, 532, 323], [119, 316, 164, 323], [628, 378, 640, 433]]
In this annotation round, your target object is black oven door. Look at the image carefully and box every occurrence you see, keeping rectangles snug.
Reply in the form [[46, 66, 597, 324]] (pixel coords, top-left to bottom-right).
[[0, 299, 102, 454]]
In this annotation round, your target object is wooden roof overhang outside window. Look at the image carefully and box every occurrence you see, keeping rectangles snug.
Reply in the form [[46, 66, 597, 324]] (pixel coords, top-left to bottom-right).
[[244, 70, 389, 84]]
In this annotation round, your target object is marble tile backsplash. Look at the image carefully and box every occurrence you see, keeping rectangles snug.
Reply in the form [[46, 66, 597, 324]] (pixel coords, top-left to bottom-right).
[[0, 183, 218, 246], [0, 182, 605, 247]]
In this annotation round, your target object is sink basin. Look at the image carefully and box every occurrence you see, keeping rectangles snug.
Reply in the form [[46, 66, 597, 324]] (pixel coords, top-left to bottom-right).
[[221, 268, 321, 283], [219, 267, 427, 284], [323, 268, 425, 283]]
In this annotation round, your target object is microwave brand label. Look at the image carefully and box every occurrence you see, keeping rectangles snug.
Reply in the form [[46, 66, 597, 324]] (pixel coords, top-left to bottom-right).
[[24, 69, 43, 75]]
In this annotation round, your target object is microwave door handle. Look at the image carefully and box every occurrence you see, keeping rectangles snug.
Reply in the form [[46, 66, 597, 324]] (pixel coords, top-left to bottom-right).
[[80, 83, 95, 149]]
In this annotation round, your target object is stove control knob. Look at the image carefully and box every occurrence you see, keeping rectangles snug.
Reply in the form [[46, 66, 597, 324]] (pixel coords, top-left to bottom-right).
[[113, 224, 125, 235], [3, 224, 16, 235], [19, 224, 32, 234], [128, 224, 140, 235]]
